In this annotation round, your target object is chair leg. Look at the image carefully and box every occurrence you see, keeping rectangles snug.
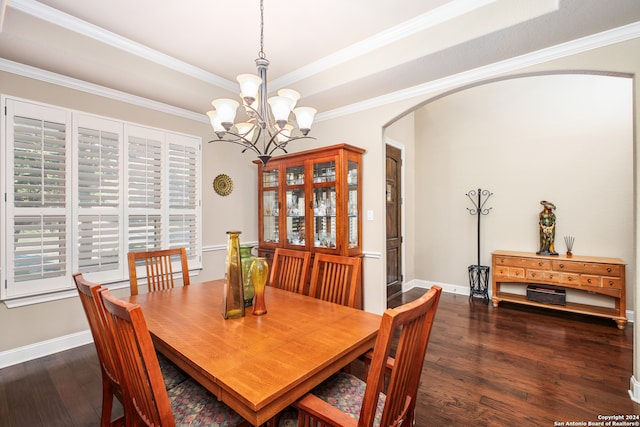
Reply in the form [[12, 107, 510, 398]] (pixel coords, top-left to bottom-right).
[[100, 376, 114, 427]]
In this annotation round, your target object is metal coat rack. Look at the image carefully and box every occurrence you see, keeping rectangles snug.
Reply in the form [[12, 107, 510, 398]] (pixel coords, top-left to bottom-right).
[[466, 188, 493, 303]]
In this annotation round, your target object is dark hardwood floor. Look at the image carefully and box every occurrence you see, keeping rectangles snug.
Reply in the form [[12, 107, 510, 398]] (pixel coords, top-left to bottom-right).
[[1, 289, 638, 426]]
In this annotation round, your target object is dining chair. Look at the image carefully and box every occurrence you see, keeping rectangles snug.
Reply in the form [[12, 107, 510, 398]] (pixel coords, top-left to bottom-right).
[[74, 273, 190, 427], [290, 285, 442, 427], [98, 288, 249, 427], [307, 254, 361, 308], [128, 247, 190, 296], [73, 273, 125, 427], [268, 248, 312, 294]]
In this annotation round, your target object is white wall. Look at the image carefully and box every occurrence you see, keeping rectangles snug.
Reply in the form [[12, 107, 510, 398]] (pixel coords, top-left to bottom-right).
[[412, 74, 633, 308]]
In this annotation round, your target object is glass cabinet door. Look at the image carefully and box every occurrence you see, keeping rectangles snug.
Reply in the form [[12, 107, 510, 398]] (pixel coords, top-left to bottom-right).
[[262, 168, 279, 243], [313, 160, 337, 250], [347, 160, 359, 250], [285, 165, 306, 247]]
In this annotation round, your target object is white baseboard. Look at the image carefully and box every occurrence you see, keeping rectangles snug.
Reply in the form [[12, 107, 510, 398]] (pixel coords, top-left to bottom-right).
[[630, 376, 640, 403], [405, 279, 470, 296], [0, 330, 93, 369]]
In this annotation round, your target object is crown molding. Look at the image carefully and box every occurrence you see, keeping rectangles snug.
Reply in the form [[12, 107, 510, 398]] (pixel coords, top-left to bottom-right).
[[271, 0, 496, 90], [9, 0, 237, 92], [315, 21, 640, 122], [0, 58, 208, 123]]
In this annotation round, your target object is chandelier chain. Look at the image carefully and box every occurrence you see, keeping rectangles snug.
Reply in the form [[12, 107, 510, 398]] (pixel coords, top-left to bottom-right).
[[259, 0, 265, 59]]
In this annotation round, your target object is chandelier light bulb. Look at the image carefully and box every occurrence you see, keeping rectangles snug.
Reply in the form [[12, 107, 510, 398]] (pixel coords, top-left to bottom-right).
[[277, 89, 301, 110], [235, 122, 256, 142], [268, 96, 294, 128], [293, 107, 317, 135], [211, 98, 240, 130], [237, 74, 262, 104], [206, 110, 226, 136], [276, 124, 294, 143]]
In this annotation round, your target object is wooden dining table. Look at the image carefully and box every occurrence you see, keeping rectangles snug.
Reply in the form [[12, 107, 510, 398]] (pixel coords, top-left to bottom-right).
[[129, 280, 381, 426]]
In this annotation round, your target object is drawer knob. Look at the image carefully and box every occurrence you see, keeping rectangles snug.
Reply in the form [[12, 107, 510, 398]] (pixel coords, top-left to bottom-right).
[[559, 264, 564, 269], [608, 281, 614, 286], [587, 279, 593, 284], [568, 277, 573, 281], [538, 262, 543, 266], [549, 274, 553, 279], [515, 271, 520, 276], [607, 268, 612, 273], [531, 273, 536, 277]]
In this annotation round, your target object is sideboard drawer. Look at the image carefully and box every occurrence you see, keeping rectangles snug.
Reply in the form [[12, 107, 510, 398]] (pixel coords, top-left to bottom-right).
[[603, 277, 623, 289], [580, 275, 602, 288], [584, 263, 621, 277], [553, 261, 621, 277], [552, 261, 585, 274], [495, 256, 551, 269], [494, 265, 525, 279], [527, 269, 558, 283], [558, 273, 580, 285]]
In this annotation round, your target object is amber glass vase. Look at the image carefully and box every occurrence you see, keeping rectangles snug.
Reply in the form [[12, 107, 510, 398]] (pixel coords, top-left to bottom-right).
[[223, 231, 245, 319], [250, 257, 269, 316]]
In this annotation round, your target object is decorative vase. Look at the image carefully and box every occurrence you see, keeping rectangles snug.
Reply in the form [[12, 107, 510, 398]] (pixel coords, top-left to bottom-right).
[[223, 231, 245, 319], [250, 257, 269, 316], [240, 244, 256, 307]]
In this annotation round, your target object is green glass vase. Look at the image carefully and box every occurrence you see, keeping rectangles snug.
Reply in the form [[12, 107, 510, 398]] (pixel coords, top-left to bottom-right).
[[240, 244, 256, 307]]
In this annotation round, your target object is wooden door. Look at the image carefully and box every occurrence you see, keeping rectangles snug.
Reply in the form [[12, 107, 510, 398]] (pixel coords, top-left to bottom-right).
[[386, 145, 402, 300]]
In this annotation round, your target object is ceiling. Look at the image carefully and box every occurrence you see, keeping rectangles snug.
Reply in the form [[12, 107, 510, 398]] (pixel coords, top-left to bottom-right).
[[1, 0, 640, 121]]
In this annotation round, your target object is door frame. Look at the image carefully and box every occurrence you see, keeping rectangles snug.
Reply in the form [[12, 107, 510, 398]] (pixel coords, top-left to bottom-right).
[[385, 138, 406, 299]]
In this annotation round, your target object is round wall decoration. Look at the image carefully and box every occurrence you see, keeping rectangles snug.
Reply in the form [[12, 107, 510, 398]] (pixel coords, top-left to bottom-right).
[[213, 174, 234, 196]]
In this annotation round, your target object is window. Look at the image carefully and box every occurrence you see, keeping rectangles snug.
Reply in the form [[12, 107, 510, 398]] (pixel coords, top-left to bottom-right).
[[1, 97, 202, 301]]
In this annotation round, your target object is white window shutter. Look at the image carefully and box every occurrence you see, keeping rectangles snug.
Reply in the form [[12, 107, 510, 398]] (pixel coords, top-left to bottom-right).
[[74, 115, 123, 281], [4, 99, 72, 298]]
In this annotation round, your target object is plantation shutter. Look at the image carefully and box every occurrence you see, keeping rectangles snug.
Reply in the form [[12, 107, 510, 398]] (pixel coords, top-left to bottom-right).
[[6, 100, 72, 297], [127, 126, 164, 252], [75, 115, 123, 279], [167, 134, 200, 261]]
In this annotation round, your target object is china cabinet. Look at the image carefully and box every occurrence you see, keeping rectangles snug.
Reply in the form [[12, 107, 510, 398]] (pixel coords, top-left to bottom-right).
[[255, 143, 364, 268]]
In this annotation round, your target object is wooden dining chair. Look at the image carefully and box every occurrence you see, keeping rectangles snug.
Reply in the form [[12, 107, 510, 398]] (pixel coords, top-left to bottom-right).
[[73, 273, 125, 427], [98, 288, 249, 427], [74, 273, 190, 426], [268, 248, 312, 294], [292, 285, 442, 427], [308, 254, 361, 308], [128, 247, 190, 295]]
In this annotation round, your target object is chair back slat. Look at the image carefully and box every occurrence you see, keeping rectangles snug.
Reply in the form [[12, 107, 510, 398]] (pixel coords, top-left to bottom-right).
[[308, 254, 361, 308], [359, 286, 442, 427], [100, 288, 176, 427], [269, 248, 311, 294], [128, 248, 190, 295]]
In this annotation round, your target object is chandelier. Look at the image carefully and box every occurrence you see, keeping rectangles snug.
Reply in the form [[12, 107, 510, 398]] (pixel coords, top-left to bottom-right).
[[207, 0, 317, 166]]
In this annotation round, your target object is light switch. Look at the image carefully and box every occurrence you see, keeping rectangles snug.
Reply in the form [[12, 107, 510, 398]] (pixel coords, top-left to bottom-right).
[[367, 210, 374, 221]]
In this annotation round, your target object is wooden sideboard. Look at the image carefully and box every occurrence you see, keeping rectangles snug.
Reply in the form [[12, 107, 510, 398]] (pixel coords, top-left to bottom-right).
[[491, 250, 627, 329]]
